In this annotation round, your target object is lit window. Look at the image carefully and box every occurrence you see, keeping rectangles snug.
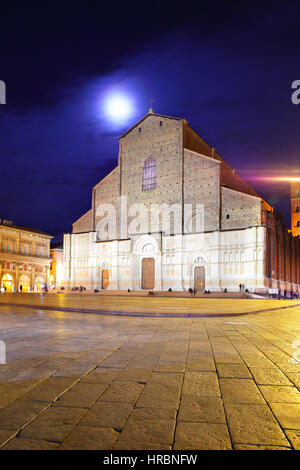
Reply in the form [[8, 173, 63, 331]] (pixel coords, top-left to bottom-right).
[[142, 155, 157, 191]]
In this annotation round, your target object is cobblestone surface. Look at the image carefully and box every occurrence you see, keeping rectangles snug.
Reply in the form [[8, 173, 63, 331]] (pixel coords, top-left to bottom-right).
[[0, 299, 300, 450]]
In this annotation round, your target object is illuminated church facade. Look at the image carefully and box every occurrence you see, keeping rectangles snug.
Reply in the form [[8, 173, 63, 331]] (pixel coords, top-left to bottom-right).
[[63, 110, 300, 294]]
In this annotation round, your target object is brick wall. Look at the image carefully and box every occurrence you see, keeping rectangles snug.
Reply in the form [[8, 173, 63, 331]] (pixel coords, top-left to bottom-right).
[[119, 114, 183, 235], [72, 209, 93, 234], [183, 149, 220, 232], [93, 167, 120, 235], [221, 187, 261, 229]]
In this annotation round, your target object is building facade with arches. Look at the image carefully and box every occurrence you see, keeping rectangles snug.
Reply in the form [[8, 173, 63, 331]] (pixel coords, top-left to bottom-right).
[[63, 110, 300, 294], [0, 222, 52, 292]]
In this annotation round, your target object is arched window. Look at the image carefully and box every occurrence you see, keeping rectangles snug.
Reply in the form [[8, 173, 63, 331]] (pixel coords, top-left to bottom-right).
[[296, 206, 299, 213], [297, 221, 300, 227], [142, 156, 157, 191]]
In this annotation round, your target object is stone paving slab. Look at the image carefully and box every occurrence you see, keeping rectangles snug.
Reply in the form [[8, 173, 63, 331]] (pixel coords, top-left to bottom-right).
[[79, 402, 133, 429], [268, 403, 300, 430], [0, 429, 17, 447], [0, 292, 300, 316], [0, 399, 49, 431], [113, 407, 176, 450], [53, 382, 108, 408], [20, 377, 80, 403], [58, 426, 119, 450], [177, 395, 226, 423], [224, 403, 290, 446], [2, 437, 59, 450], [20, 405, 87, 442], [1, 302, 300, 449], [174, 422, 232, 450]]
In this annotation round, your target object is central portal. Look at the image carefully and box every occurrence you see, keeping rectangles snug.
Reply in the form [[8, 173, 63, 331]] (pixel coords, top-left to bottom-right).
[[102, 269, 109, 289], [194, 266, 205, 291], [141, 257, 155, 290]]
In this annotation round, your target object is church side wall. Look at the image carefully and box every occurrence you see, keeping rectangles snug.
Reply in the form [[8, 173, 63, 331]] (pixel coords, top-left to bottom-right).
[[183, 149, 220, 232], [72, 209, 93, 234], [93, 168, 120, 236], [221, 187, 262, 230]]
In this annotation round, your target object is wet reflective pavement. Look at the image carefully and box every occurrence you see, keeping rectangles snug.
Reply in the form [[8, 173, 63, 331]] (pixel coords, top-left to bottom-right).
[[0, 300, 300, 449], [0, 292, 299, 316]]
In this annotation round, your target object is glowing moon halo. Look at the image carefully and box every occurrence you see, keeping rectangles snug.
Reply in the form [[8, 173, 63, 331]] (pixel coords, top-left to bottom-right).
[[104, 93, 133, 123]]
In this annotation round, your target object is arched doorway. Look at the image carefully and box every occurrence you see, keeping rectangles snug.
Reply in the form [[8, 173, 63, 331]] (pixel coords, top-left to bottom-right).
[[19, 274, 31, 293], [34, 276, 45, 292], [142, 257, 155, 289], [194, 266, 205, 291], [1, 274, 14, 292], [102, 269, 109, 289]]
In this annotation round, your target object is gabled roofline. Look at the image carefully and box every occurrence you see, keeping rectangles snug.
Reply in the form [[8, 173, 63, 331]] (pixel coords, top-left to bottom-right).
[[72, 208, 92, 227], [93, 167, 118, 190], [184, 148, 221, 164], [221, 185, 262, 201], [0, 223, 52, 238], [118, 111, 182, 140]]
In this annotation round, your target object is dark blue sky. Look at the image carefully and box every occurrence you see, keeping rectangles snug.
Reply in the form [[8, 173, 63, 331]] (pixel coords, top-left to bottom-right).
[[0, 1, 299, 242]]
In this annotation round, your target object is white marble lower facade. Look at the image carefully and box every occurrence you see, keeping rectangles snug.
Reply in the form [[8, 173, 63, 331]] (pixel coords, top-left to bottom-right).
[[63, 224, 284, 293]]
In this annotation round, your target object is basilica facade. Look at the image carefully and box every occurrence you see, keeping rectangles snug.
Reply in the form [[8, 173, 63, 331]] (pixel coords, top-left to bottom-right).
[[63, 109, 300, 294]]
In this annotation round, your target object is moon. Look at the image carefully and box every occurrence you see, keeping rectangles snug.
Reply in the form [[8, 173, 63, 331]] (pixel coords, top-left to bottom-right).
[[104, 93, 133, 123]]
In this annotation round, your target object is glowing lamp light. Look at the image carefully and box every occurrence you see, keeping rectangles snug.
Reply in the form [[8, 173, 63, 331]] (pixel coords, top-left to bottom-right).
[[254, 176, 300, 182]]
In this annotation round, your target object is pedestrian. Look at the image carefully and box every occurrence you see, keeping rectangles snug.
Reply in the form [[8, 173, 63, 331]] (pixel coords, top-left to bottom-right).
[[284, 289, 287, 300], [20, 285, 22, 293], [239, 283, 242, 292], [193, 288, 196, 298]]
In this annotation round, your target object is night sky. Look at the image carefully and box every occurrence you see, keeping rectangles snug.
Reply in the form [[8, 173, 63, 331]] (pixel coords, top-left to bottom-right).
[[1, 1, 299, 243]]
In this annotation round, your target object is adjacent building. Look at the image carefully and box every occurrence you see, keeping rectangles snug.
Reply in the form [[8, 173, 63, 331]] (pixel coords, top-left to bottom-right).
[[291, 181, 300, 237], [50, 245, 64, 289], [0, 220, 52, 292], [63, 109, 300, 294]]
